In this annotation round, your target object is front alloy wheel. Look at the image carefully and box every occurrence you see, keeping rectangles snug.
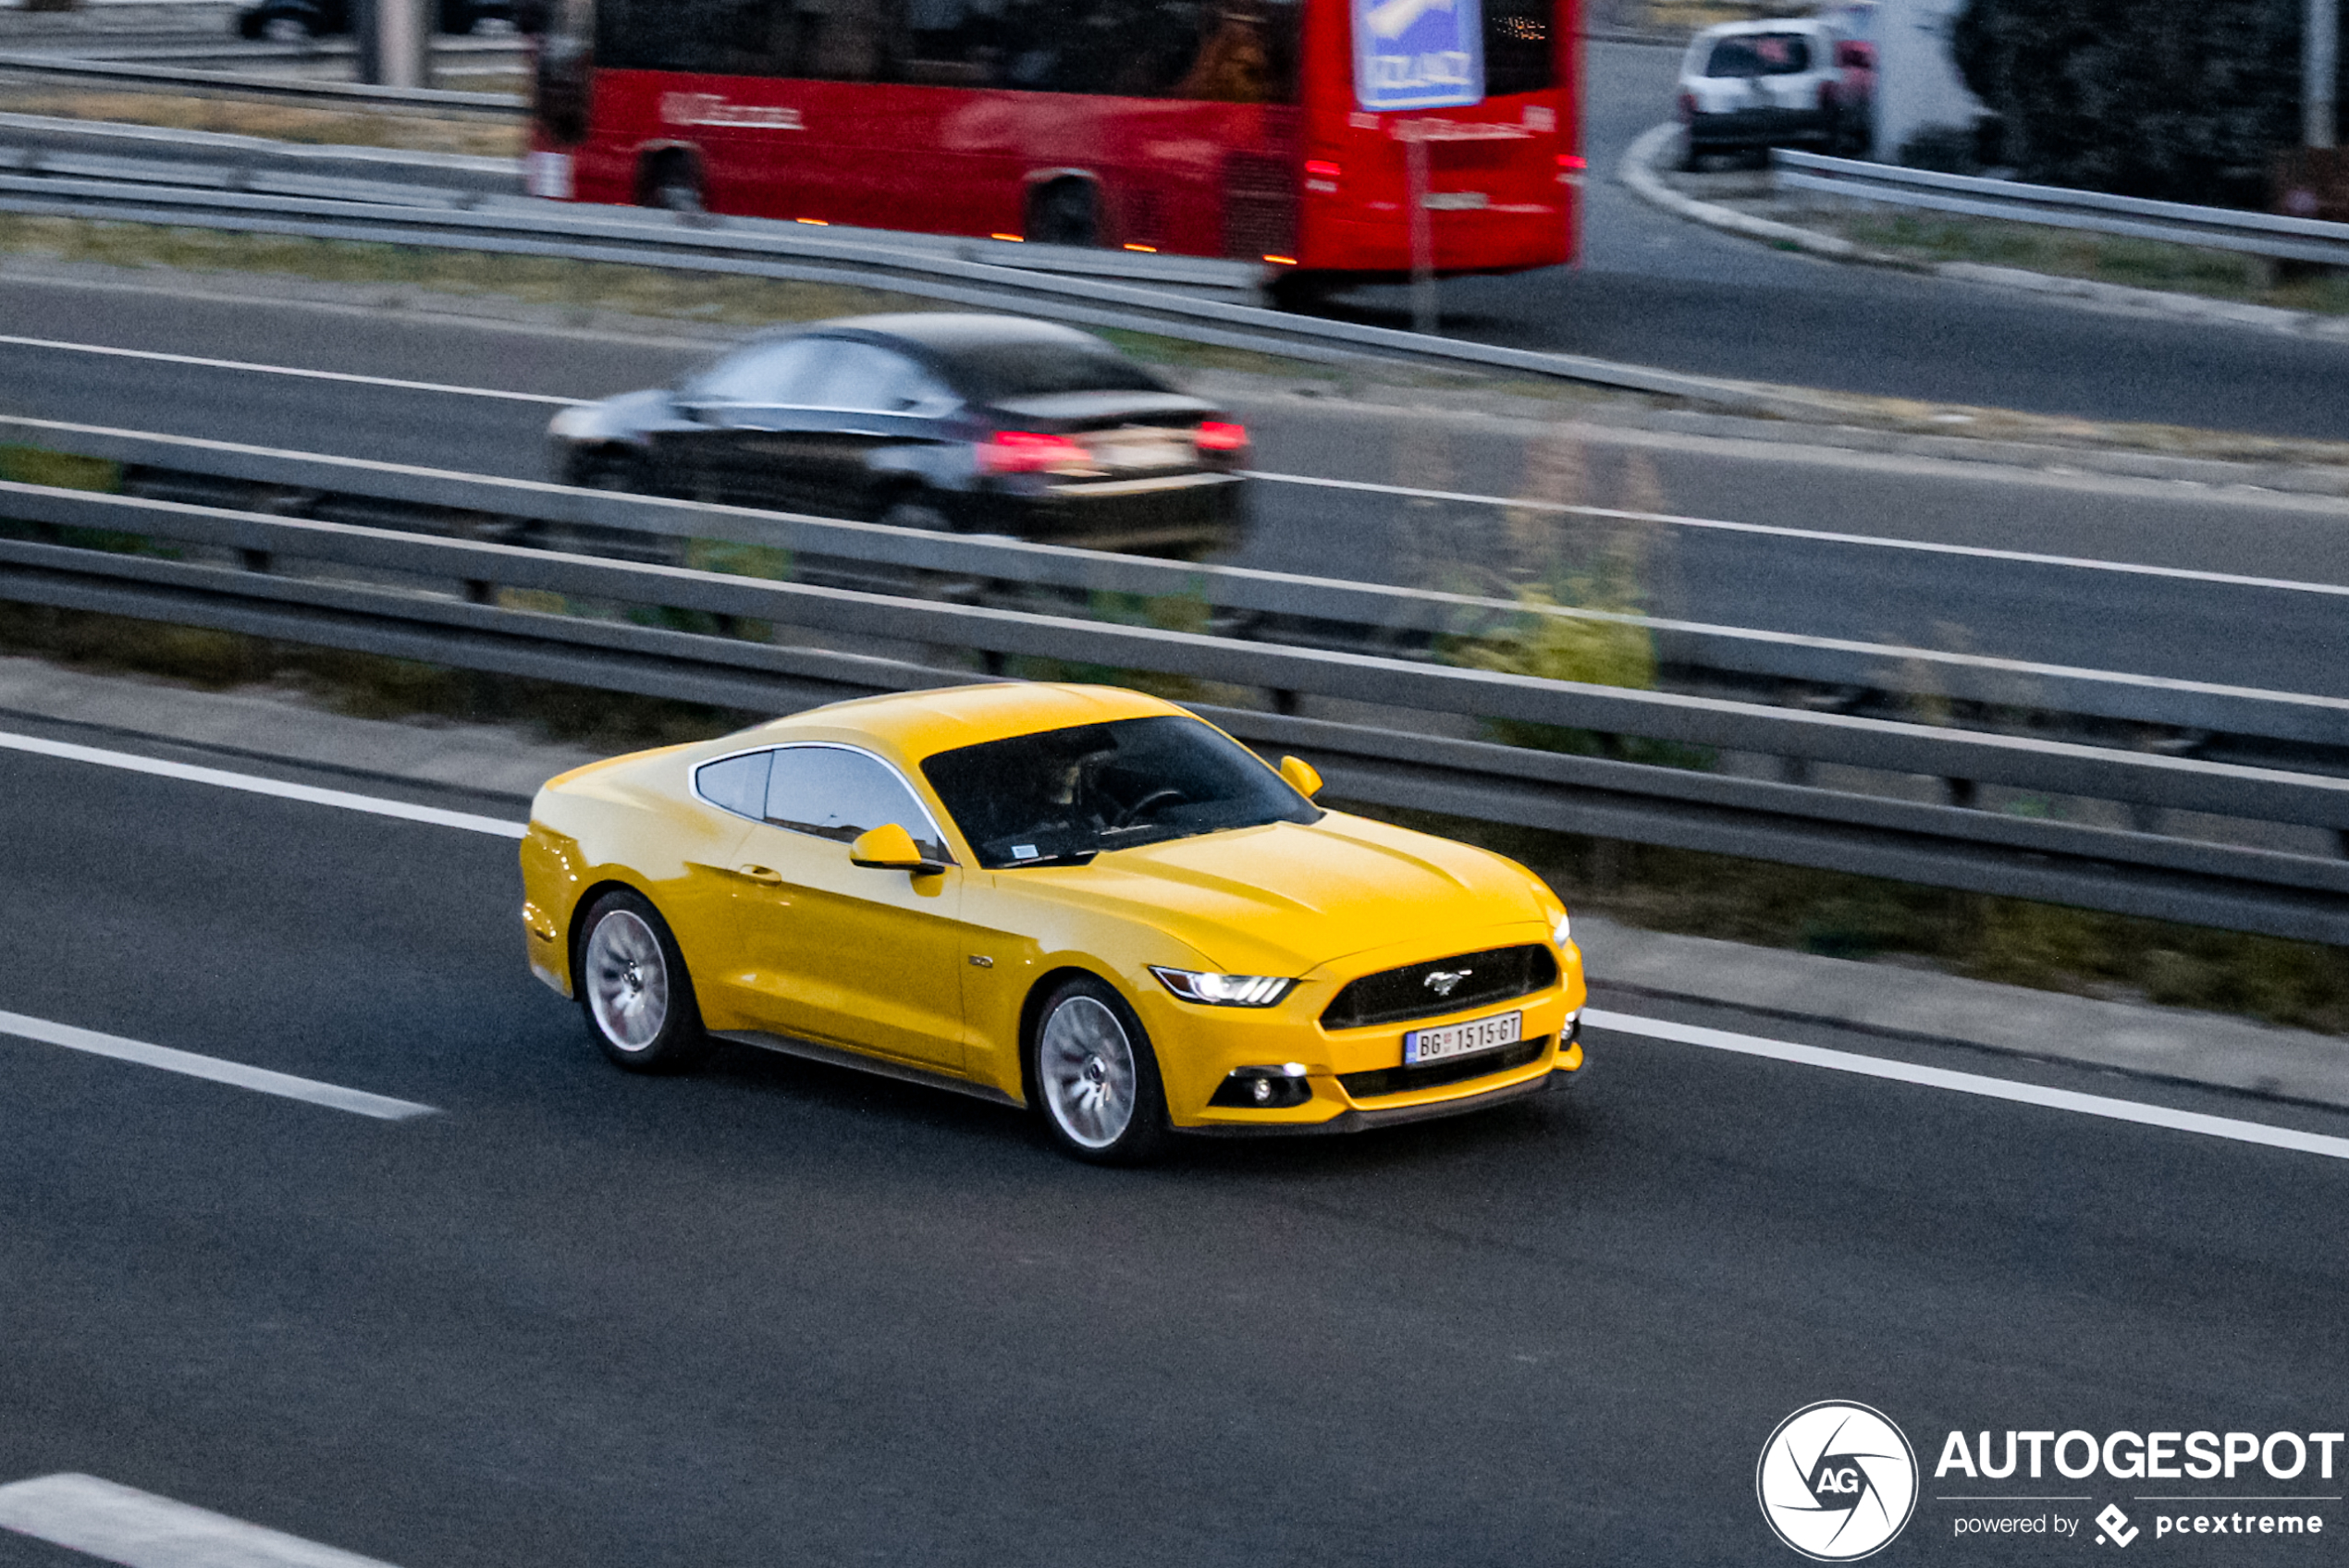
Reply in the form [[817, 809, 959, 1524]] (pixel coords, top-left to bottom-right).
[[577, 890, 708, 1072], [1033, 977, 1170, 1164]]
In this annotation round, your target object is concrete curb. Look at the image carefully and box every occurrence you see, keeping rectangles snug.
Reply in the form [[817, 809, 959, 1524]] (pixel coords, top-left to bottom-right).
[[1619, 120, 2349, 347]]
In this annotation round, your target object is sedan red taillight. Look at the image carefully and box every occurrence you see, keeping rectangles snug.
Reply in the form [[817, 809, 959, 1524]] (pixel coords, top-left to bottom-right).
[[980, 430, 1091, 474], [1195, 420, 1248, 454]]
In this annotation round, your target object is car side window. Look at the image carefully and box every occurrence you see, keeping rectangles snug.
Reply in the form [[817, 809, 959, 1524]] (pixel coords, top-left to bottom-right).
[[806, 342, 957, 413], [695, 749, 773, 818], [684, 338, 831, 405], [765, 745, 952, 862]]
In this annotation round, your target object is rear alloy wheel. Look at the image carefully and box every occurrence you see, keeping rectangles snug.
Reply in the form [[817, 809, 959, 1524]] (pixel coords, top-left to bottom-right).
[[1031, 976, 1171, 1164], [576, 890, 709, 1072]]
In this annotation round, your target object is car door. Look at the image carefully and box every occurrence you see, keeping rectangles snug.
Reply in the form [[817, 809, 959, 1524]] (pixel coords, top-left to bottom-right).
[[724, 743, 967, 1071], [791, 341, 965, 520], [664, 337, 837, 510]]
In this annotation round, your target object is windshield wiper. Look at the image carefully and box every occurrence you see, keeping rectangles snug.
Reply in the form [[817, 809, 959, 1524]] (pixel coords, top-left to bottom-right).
[[1002, 851, 1098, 868]]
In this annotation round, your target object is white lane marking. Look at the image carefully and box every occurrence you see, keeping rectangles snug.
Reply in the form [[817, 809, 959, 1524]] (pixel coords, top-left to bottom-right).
[[0, 1473, 404, 1568], [1588, 1009, 2349, 1162], [0, 1010, 437, 1121], [0, 730, 528, 839], [0, 333, 582, 407], [1248, 472, 2349, 597]]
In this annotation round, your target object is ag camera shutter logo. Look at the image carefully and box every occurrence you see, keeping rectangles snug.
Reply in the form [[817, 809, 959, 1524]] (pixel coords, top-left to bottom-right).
[[1757, 1402, 1919, 1561]]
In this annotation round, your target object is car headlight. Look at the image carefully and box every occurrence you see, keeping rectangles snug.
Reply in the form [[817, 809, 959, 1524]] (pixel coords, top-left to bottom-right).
[[1553, 912, 1573, 948], [1150, 968, 1295, 1008]]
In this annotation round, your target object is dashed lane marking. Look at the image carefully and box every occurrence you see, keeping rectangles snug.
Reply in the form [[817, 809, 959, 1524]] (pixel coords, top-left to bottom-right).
[[0, 1473, 404, 1568], [0, 1010, 437, 1121]]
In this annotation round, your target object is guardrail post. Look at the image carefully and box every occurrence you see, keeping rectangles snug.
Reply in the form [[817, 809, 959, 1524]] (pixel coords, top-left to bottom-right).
[[2312, 0, 2341, 149], [1945, 778, 1977, 809], [240, 548, 272, 574]]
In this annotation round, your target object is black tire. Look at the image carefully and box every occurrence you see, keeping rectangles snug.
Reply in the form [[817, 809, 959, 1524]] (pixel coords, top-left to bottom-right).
[[566, 445, 647, 492], [641, 150, 705, 214], [1265, 270, 1338, 312], [1027, 179, 1101, 247], [878, 498, 953, 532], [574, 889, 710, 1072], [1027, 975, 1173, 1165]]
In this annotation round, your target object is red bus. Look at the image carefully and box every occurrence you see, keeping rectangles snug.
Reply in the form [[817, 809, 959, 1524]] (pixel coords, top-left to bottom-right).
[[527, 0, 1580, 291]]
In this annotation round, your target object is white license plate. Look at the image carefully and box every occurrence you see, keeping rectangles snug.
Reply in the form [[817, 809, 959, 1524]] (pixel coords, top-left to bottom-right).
[[1402, 1010, 1522, 1065]]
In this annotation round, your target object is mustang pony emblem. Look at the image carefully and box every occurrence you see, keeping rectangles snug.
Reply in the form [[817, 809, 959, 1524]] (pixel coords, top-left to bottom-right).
[[1423, 968, 1473, 997]]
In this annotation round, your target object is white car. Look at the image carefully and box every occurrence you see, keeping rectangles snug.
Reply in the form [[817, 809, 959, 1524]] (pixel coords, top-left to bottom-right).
[[1677, 18, 1874, 168]]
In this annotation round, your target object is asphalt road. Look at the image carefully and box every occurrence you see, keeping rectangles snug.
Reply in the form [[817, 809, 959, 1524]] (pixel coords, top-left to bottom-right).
[[3, 280, 2347, 696], [1, 734, 2345, 1566], [1341, 42, 2349, 441]]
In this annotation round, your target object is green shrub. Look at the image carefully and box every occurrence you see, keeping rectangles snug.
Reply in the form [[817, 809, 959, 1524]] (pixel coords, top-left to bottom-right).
[[1953, 0, 2336, 206]]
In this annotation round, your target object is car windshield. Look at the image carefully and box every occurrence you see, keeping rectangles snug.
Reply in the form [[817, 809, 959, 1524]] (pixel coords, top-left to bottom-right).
[[937, 338, 1173, 403], [1705, 32, 1812, 76], [920, 715, 1318, 868]]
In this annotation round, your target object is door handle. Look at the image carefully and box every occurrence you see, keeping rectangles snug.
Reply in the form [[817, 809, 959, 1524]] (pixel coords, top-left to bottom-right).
[[734, 864, 784, 884]]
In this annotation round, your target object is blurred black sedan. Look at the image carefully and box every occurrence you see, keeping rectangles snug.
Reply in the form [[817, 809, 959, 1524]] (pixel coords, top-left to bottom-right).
[[547, 315, 1251, 557]]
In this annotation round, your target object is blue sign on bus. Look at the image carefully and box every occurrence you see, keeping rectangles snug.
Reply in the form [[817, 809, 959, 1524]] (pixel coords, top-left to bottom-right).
[[1351, 0, 1485, 112]]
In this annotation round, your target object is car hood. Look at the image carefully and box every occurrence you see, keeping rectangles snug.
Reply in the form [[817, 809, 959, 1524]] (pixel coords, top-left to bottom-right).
[[549, 386, 683, 441], [1011, 811, 1551, 975]]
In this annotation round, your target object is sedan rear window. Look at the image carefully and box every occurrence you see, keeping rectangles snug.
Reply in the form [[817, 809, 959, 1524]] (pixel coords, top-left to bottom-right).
[[937, 339, 1173, 404], [921, 716, 1318, 869], [1705, 32, 1812, 76]]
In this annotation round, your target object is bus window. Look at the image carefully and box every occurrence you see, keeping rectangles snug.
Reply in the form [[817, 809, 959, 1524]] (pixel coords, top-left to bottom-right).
[[993, 0, 1298, 103], [600, 0, 892, 82], [1482, 0, 1557, 97]]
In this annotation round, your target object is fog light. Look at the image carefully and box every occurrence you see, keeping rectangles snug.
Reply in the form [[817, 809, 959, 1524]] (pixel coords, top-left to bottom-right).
[[1210, 1065, 1314, 1109]]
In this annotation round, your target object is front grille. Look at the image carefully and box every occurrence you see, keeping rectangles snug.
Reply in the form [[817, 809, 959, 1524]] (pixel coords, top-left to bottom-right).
[[1338, 1035, 1548, 1100], [1321, 944, 1558, 1031]]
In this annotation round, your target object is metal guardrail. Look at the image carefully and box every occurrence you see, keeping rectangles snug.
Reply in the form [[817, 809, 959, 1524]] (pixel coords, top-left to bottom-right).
[[2, 477, 2346, 943], [1776, 150, 2349, 268], [0, 49, 524, 114], [12, 415, 2347, 758]]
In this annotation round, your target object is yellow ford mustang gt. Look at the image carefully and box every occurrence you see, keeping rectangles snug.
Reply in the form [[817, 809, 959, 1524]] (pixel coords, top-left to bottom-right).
[[521, 682, 1587, 1162]]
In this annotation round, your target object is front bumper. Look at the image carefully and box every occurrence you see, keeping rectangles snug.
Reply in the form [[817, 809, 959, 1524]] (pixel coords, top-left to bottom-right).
[[1186, 1029, 1585, 1137], [1688, 106, 1835, 149], [1144, 937, 1589, 1135]]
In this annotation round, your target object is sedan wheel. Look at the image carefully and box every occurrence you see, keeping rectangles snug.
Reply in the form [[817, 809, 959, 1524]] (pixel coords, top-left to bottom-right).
[[1033, 977, 1169, 1163], [577, 890, 708, 1072]]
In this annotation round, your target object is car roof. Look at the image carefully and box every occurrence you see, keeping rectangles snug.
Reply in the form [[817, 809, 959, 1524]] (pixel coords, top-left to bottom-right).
[[1690, 17, 1829, 41], [801, 313, 1115, 356], [756, 682, 1190, 764]]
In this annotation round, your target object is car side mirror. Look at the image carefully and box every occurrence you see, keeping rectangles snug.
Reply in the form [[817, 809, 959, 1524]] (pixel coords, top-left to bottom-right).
[[1279, 755, 1323, 799], [850, 823, 944, 874]]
